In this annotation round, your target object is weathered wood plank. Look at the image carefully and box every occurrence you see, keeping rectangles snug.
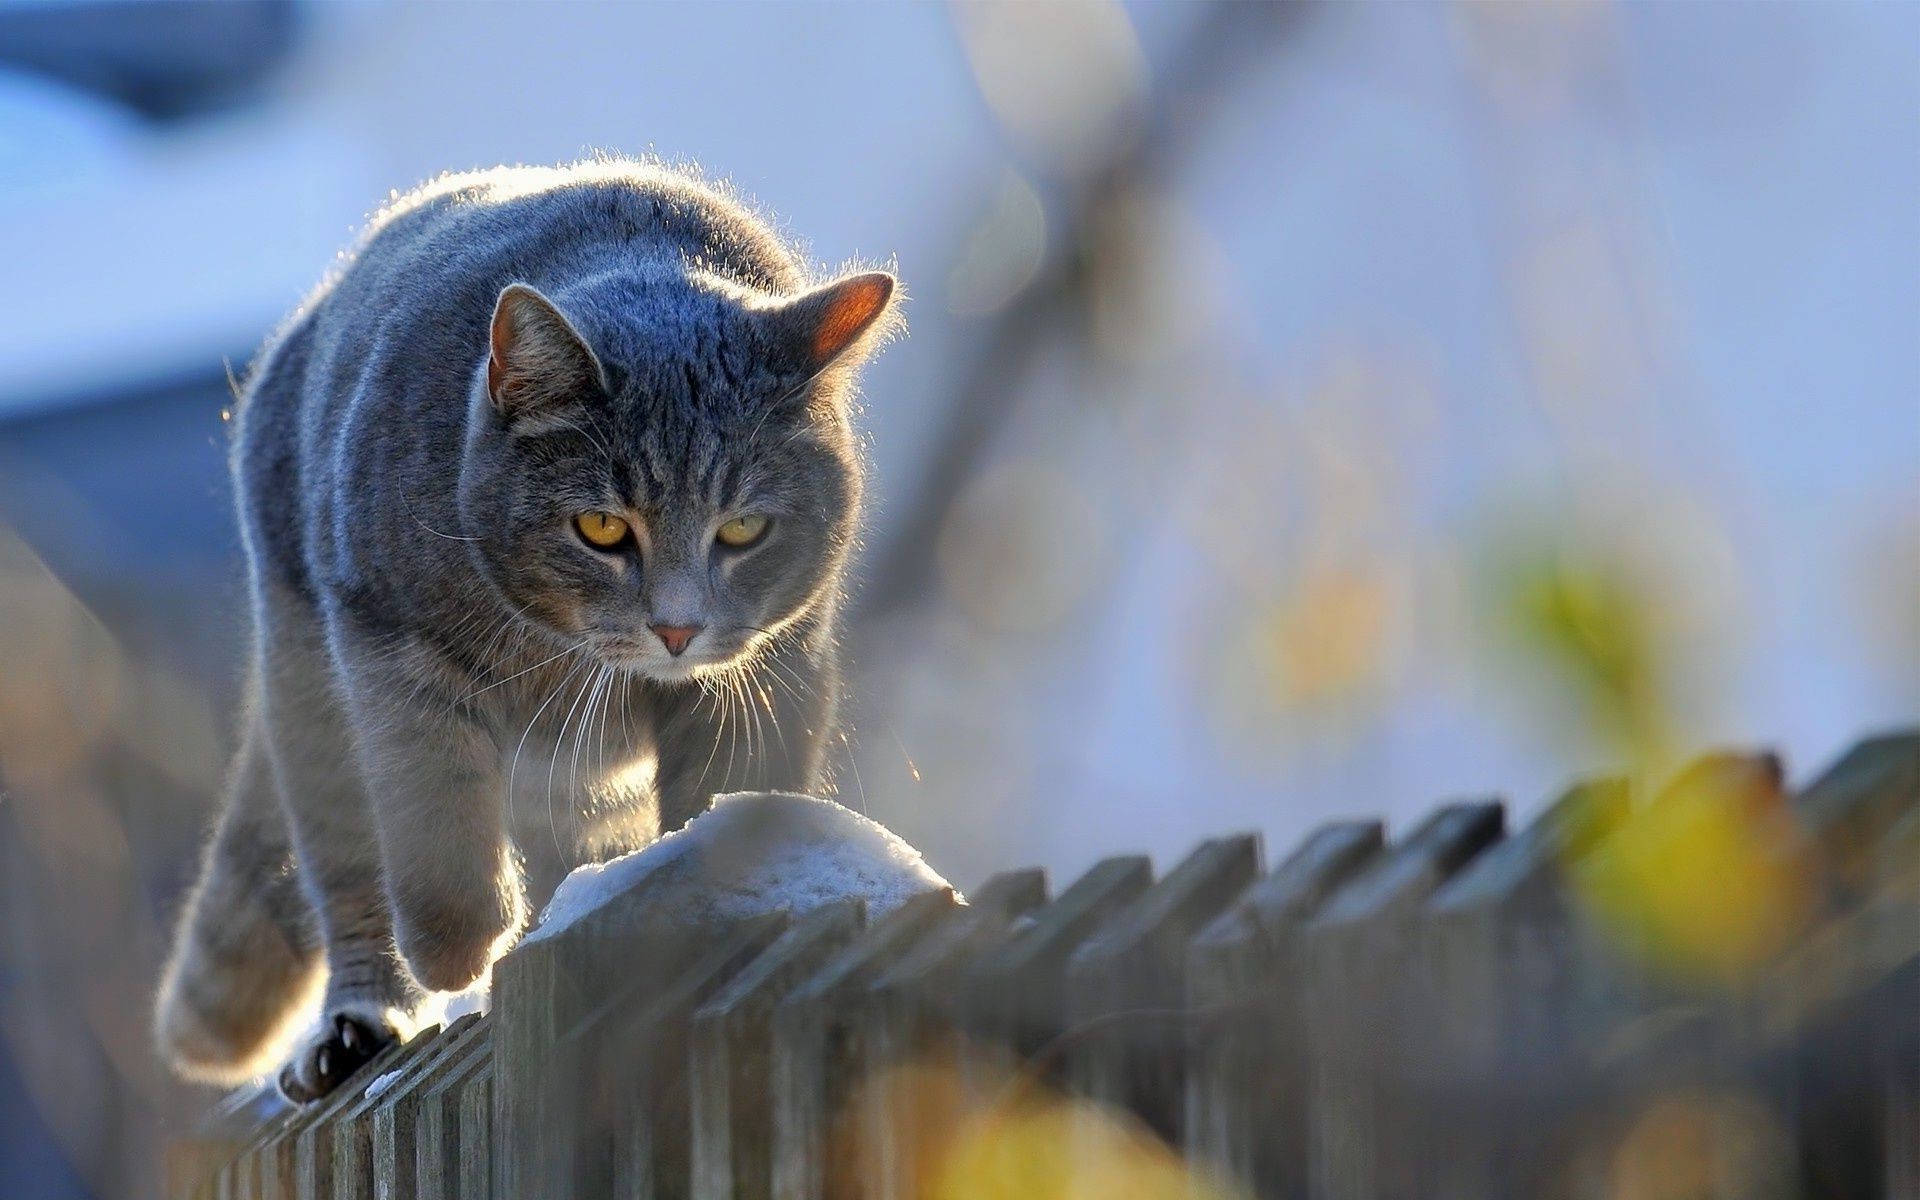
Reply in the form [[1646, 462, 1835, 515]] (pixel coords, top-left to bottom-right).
[[958, 855, 1153, 1063], [691, 900, 868, 1200], [321, 1022, 446, 1200], [1066, 835, 1262, 1146], [454, 1065, 493, 1200], [537, 916, 729, 1195], [1875, 803, 1920, 1198], [1559, 752, 1794, 1200], [859, 869, 1048, 1197], [603, 914, 790, 1198], [1796, 730, 1920, 898], [286, 1041, 407, 1200], [1305, 800, 1505, 1200], [1422, 780, 1628, 1200], [160, 737, 1919, 1199], [771, 888, 958, 1200], [490, 858, 698, 1199], [415, 1028, 493, 1200], [1760, 735, 1920, 1200], [367, 1013, 488, 1200], [1185, 820, 1385, 1198]]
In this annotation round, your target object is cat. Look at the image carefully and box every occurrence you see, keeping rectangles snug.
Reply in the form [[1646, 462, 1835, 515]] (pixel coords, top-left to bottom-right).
[[152, 160, 900, 1101]]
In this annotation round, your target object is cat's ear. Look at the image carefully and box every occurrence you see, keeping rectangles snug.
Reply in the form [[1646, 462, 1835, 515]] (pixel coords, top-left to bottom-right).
[[759, 272, 899, 381], [487, 284, 606, 424]]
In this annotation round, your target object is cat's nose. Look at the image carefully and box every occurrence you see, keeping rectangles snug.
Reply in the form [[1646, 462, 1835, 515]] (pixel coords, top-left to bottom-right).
[[649, 624, 702, 656]]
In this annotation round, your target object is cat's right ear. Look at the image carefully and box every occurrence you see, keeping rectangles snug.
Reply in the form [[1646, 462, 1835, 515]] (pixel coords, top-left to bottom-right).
[[487, 284, 606, 426], [756, 272, 900, 384]]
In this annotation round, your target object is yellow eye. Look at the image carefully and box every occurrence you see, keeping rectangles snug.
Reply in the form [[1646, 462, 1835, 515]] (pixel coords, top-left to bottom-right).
[[715, 514, 769, 548], [573, 510, 630, 549]]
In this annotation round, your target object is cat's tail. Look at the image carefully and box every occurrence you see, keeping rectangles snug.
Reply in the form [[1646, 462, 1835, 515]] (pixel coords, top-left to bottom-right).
[[154, 729, 323, 1084]]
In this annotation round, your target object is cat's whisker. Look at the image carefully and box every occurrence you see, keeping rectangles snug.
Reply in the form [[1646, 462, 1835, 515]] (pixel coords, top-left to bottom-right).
[[751, 670, 790, 770], [506, 652, 590, 846], [593, 668, 614, 794], [728, 675, 747, 789], [761, 655, 818, 705], [702, 676, 727, 795], [537, 414, 615, 462], [592, 666, 615, 786], [569, 666, 611, 856], [741, 372, 813, 453], [567, 665, 605, 847], [618, 671, 635, 758], [576, 668, 605, 791], [720, 671, 744, 795], [756, 659, 796, 706], [546, 662, 601, 860], [462, 639, 585, 702], [469, 602, 538, 685], [740, 670, 764, 785], [742, 669, 763, 786], [747, 670, 769, 784], [739, 621, 802, 648], [399, 485, 481, 541], [840, 728, 868, 817], [691, 677, 727, 801], [563, 668, 592, 827]]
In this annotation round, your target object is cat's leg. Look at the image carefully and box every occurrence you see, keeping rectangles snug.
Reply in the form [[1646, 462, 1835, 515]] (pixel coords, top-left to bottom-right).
[[153, 713, 323, 1084], [329, 617, 525, 996], [257, 590, 426, 1101], [650, 640, 838, 832]]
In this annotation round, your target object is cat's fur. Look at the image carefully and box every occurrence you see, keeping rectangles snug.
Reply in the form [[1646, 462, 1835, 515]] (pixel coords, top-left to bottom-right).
[[153, 160, 900, 1100]]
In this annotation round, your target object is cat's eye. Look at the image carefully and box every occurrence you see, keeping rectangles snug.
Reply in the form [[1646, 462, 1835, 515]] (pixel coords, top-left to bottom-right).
[[715, 514, 770, 549], [574, 510, 631, 549]]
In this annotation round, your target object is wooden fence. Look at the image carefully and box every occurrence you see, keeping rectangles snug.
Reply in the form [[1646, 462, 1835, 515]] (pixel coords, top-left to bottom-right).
[[166, 730, 1919, 1199]]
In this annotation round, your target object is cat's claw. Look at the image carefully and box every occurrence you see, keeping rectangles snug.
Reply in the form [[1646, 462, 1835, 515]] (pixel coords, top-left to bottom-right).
[[277, 1011, 397, 1104]]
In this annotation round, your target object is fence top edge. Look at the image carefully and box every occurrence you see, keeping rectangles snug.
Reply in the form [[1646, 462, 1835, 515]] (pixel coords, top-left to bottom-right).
[[1192, 820, 1386, 950], [1069, 834, 1262, 967], [1312, 800, 1506, 929]]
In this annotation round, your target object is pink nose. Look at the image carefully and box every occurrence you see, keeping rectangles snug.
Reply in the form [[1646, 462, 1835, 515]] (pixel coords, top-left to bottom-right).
[[649, 624, 701, 656]]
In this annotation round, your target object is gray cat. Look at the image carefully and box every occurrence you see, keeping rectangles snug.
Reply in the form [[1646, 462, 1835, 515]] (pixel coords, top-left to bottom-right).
[[152, 160, 899, 1101]]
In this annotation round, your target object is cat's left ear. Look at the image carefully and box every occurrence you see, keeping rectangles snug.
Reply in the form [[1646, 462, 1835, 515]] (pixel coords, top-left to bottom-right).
[[758, 272, 900, 381], [487, 283, 607, 426]]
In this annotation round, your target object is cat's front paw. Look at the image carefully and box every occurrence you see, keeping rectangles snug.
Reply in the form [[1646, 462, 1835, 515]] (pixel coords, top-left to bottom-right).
[[276, 1011, 398, 1104], [394, 880, 525, 993]]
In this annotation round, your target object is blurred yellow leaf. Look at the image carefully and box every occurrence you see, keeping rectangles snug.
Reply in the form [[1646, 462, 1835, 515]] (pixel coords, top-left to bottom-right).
[[1576, 761, 1816, 987], [1259, 569, 1391, 707], [1606, 1088, 1796, 1200], [931, 1092, 1243, 1200]]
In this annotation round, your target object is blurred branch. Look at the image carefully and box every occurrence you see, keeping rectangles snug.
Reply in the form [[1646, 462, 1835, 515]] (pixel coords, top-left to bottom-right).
[[853, 0, 1307, 629]]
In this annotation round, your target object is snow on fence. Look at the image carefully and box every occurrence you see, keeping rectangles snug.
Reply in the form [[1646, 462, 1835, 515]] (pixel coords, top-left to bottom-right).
[[165, 730, 1919, 1199]]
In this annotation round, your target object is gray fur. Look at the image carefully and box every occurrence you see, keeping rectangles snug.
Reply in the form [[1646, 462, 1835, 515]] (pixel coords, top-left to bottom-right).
[[153, 160, 900, 1099]]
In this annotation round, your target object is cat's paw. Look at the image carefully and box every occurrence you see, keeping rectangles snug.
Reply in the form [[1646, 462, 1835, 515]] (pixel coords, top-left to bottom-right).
[[394, 883, 524, 993], [276, 1010, 398, 1104]]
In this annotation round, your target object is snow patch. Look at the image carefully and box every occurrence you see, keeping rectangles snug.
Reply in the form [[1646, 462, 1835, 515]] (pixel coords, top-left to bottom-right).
[[439, 979, 491, 1023], [413, 970, 492, 1028], [529, 791, 952, 944], [363, 1070, 404, 1102]]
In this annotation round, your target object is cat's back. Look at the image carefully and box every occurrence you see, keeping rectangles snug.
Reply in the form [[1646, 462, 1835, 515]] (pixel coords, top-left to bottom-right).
[[338, 161, 808, 317], [266, 160, 807, 403]]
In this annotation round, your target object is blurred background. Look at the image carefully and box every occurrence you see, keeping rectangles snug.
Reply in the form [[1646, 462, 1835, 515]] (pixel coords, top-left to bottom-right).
[[0, 0, 1913, 1195]]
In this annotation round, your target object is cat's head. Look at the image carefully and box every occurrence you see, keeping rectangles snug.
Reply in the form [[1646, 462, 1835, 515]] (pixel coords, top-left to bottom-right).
[[457, 268, 899, 683]]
